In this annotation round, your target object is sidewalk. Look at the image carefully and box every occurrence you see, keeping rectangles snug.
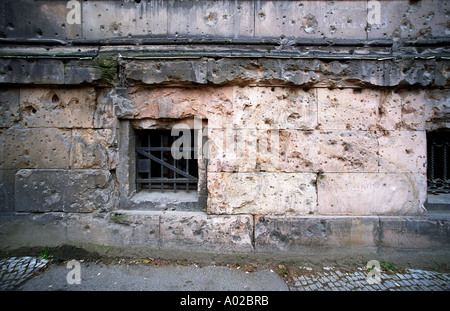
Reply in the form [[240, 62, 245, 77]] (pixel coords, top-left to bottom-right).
[[1, 256, 449, 291]]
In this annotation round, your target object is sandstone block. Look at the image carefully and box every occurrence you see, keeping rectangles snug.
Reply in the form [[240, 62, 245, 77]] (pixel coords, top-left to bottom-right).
[[318, 88, 381, 130], [379, 216, 450, 250], [168, 0, 254, 37], [160, 212, 253, 253], [0, 88, 20, 127], [20, 87, 96, 128], [70, 129, 118, 169], [0, 128, 71, 169], [0, 59, 64, 85], [0, 212, 67, 250], [207, 172, 317, 215], [64, 60, 103, 85], [378, 131, 426, 173], [317, 172, 427, 215], [279, 130, 379, 173], [15, 169, 117, 213], [254, 215, 379, 252], [255, 0, 367, 39], [82, 0, 167, 39], [232, 86, 317, 130], [0, 0, 81, 40], [367, 0, 449, 40], [123, 87, 233, 128], [424, 88, 450, 131], [66, 211, 160, 249], [0, 170, 15, 212], [124, 60, 208, 85]]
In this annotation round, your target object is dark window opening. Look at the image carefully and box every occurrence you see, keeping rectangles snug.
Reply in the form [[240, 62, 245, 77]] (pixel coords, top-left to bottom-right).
[[135, 129, 198, 192], [427, 131, 450, 194]]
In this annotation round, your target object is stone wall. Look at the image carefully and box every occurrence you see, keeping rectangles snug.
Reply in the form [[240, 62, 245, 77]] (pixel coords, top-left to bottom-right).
[[0, 0, 449, 263]]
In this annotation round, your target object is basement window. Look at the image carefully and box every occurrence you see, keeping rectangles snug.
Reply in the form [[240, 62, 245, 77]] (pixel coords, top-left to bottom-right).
[[135, 129, 198, 192], [427, 130, 450, 194]]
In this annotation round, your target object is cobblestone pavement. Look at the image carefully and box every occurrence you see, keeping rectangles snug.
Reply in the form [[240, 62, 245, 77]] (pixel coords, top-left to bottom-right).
[[289, 266, 450, 291], [0, 257, 449, 291], [0, 257, 49, 291]]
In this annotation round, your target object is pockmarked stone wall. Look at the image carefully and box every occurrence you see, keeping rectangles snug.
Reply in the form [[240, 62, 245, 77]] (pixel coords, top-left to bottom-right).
[[0, 0, 449, 260]]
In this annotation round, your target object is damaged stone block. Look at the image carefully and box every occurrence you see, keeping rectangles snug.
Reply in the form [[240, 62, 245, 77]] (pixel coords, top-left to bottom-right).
[[20, 87, 96, 128], [15, 169, 117, 213], [254, 0, 367, 40], [0, 59, 64, 85], [254, 216, 379, 253], [70, 129, 118, 170], [160, 212, 253, 253], [232, 86, 317, 130], [317, 172, 427, 215], [0, 169, 15, 212], [378, 131, 427, 173], [0, 88, 20, 128], [0, 128, 71, 169], [207, 172, 317, 215], [168, 0, 254, 38], [317, 88, 381, 130], [124, 60, 208, 85], [66, 210, 160, 249], [279, 130, 379, 173], [82, 0, 167, 39]]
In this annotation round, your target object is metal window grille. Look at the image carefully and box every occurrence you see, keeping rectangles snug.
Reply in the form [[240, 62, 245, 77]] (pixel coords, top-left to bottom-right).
[[136, 129, 198, 192], [427, 131, 450, 193]]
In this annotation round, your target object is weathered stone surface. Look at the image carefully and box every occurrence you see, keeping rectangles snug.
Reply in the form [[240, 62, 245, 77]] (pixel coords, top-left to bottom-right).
[[367, 0, 450, 40], [15, 169, 117, 213], [0, 88, 19, 128], [379, 216, 450, 250], [0, 212, 67, 250], [82, 0, 167, 39], [0, 59, 64, 85], [66, 211, 160, 249], [124, 60, 208, 85], [254, 216, 379, 253], [0, 128, 71, 169], [232, 86, 317, 129], [64, 60, 103, 85], [70, 129, 118, 170], [279, 130, 379, 173], [207, 172, 317, 215], [168, 0, 254, 37], [317, 173, 427, 215], [160, 212, 253, 253], [384, 59, 435, 87], [0, 0, 82, 40], [0, 170, 15, 212], [255, 0, 367, 40], [20, 87, 96, 128], [425, 88, 450, 131], [104, 86, 233, 129], [378, 131, 427, 173], [208, 129, 379, 173], [317, 88, 381, 130]]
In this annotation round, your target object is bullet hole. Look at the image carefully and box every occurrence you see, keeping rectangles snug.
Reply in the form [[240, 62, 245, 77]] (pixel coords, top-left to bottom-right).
[[329, 25, 337, 34], [135, 0, 141, 3], [100, 25, 105, 31], [204, 11, 218, 26], [36, 29, 43, 37], [51, 94, 60, 103], [6, 23, 14, 30], [258, 12, 266, 21], [302, 14, 318, 34]]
